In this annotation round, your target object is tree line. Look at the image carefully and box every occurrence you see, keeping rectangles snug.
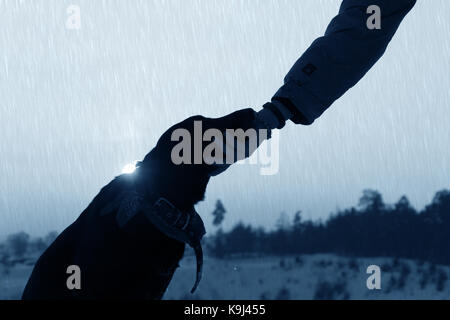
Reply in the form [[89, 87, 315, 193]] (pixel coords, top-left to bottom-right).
[[208, 189, 450, 265], [2, 189, 450, 266]]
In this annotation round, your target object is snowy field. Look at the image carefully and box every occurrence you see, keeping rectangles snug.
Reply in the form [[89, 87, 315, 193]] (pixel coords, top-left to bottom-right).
[[1, 254, 450, 300], [0, 263, 34, 300], [165, 254, 450, 300]]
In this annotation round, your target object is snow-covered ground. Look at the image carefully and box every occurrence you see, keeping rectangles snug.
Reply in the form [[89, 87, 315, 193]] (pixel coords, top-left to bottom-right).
[[1, 254, 449, 300], [0, 263, 33, 300], [165, 254, 450, 300]]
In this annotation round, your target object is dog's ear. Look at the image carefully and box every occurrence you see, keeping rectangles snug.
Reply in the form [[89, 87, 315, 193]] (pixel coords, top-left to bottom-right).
[[144, 115, 206, 166]]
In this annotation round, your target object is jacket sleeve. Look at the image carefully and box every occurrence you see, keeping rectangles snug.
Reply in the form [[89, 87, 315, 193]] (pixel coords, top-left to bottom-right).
[[272, 0, 417, 125]]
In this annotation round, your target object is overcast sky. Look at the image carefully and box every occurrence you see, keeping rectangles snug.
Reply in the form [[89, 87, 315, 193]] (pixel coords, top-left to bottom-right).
[[1, 0, 450, 238]]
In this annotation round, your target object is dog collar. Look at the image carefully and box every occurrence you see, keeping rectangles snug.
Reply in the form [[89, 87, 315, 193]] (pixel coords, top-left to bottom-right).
[[99, 189, 206, 294]]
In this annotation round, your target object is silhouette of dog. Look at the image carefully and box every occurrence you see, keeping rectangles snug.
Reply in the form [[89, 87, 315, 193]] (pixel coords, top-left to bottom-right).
[[22, 108, 261, 299]]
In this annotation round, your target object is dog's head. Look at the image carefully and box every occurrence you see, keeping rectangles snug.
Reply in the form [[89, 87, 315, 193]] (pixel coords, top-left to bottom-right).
[[137, 109, 258, 211]]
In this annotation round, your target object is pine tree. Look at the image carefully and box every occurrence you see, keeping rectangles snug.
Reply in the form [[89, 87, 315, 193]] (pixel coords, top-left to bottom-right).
[[212, 200, 226, 227]]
